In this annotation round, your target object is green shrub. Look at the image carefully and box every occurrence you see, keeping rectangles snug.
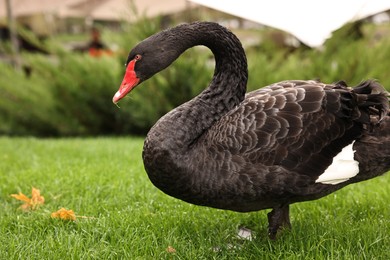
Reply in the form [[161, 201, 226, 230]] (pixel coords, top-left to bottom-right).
[[0, 54, 122, 136], [37, 54, 123, 136], [247, 35, 390, 91], [0, 61, 58, 136]]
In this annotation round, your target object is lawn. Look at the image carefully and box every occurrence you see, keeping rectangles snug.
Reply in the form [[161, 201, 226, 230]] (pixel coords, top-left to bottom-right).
[[0, 137, 389, 259]]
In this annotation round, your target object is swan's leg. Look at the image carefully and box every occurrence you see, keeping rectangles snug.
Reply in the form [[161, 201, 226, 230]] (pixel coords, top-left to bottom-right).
[[267, 204, 291, 239]]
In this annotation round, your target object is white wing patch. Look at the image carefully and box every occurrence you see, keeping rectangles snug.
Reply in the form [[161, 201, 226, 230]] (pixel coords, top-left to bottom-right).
[[315, 142, 359, 185]]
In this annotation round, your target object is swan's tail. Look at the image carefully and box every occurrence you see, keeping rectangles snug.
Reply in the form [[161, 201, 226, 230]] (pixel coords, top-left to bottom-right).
[[353, 112, 390, 181], [350, 81, 390, 181], [351, 80, 389, 126]]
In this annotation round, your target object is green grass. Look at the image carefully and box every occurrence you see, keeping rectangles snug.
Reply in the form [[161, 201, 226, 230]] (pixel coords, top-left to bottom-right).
[[0, 137, 389, 259]]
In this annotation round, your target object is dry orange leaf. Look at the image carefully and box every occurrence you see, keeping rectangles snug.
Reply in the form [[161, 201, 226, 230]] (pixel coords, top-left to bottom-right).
[[11, 187, 45, 211], [166, 246, 176, 253], [51, 208, 76, 221]]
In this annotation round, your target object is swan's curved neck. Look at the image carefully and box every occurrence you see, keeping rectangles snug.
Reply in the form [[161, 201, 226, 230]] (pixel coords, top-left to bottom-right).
[[142, 23, 248, 197], [145, 22, 248, 150]]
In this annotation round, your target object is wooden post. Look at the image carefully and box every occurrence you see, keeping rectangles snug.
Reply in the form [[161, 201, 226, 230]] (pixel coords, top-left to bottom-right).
[[5, 0, 21, 69]]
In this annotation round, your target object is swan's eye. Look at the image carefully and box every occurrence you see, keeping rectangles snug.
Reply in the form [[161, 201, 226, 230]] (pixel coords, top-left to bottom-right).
[[134, 54, 142, 61]]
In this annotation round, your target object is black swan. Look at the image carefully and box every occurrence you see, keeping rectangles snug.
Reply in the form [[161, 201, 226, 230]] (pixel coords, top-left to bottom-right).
[[113, 22, 390, 239]]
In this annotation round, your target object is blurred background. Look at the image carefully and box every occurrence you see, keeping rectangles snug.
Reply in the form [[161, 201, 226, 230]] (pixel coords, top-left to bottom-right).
[[1, 0, 389, 137]]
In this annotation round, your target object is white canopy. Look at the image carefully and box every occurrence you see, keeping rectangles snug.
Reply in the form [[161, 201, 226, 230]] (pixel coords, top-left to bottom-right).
[[190, 0, 390, 47]]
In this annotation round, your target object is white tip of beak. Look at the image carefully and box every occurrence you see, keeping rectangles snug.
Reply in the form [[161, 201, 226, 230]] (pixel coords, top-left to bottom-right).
[[112, 91, 122, 104]]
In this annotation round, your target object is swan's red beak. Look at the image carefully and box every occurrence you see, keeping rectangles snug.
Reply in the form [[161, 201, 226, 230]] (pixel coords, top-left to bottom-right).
[[113, 61, 140, 104]]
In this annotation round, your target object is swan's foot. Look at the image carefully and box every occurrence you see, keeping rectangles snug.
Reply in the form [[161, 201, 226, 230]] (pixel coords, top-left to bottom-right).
[[267, 204, 291, 240]]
